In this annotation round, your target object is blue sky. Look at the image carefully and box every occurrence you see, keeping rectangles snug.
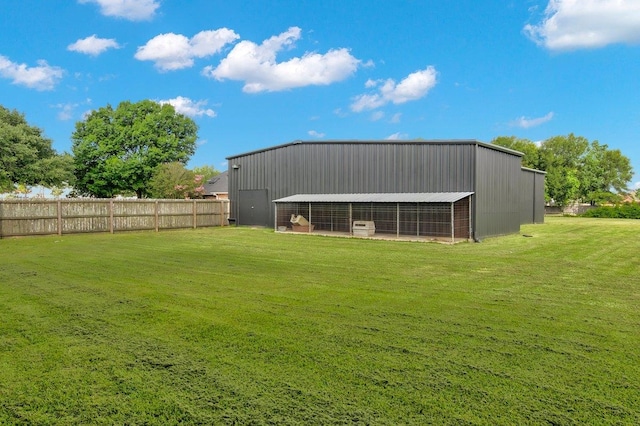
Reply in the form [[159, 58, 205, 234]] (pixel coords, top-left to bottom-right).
[[1, 0, 640, 189]]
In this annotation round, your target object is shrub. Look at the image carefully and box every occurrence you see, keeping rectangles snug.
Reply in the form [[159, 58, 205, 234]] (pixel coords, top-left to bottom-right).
[[581, 203, 640, 219]]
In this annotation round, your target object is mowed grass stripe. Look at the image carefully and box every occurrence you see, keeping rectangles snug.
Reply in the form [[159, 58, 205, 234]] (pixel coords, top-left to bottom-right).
[[0, 217, 639, 424]]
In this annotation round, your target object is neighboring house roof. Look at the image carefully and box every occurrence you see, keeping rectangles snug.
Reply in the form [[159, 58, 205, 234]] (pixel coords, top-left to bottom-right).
[[203, 171, 228, 195], [273, 192, 474, 203]]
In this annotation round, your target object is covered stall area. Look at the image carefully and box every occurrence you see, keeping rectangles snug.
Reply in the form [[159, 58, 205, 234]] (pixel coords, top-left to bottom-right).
[[273, 193, 474, 243]]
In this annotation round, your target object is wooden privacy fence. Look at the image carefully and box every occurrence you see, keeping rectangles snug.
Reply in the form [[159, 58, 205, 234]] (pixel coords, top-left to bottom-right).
[[0, 199, 230, 238]]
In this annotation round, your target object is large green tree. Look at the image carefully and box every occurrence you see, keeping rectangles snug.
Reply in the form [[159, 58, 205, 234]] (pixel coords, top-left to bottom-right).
[[491, 136, 541, 169], [578, 141, 632, 204], [539, 133, 589, 171], [538, 134, 590, 206], [492, 133, 633, 207], [148, 162, 197, 199], [71, 100, 198, 198], [0, 105, 74, 192], [539, 134, 633, 206]]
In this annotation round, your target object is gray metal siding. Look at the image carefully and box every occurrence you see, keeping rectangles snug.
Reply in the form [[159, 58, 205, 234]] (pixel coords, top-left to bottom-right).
[[534, 171, 545, 223], [520, 169, 546, 225], [520, 169, 535, 224], [229, 142, 478, 227], [474, 145, 522, 239]]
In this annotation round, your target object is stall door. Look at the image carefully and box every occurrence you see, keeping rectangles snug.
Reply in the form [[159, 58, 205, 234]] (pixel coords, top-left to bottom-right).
[[238, 189, 269, 226]]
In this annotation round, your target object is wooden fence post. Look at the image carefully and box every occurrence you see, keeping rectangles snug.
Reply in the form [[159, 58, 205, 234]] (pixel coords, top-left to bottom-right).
[[0, 201, 3, 239], [193, 200, 197, 229], [57, 200, 62, 236], [109, 200, 114, 234], [155, 201, 159, 232]]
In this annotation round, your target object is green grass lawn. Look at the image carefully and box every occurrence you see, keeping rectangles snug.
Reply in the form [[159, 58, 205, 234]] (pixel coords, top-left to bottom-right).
[[1, 216, 639, 424]]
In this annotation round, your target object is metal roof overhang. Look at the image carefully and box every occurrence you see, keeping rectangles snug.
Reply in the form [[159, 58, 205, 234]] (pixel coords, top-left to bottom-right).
[[273, 192, 474, 204], [227, 139, 523, 159]]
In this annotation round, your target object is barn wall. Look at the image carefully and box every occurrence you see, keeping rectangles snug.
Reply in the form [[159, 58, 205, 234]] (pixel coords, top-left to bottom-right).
[[533, 171, 546, 223], [520, 168, 546, 225], [474, 145, 522, 239], [228, 141, 477, 227], [520, 169, 535, 224]]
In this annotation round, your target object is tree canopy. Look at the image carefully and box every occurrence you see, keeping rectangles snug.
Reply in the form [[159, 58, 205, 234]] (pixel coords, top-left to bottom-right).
[[192, 164, 220, 183], [148, 162, 198, 199], [71, 100, 198, 198], [0, 105, 74, 193], [491, 136, 541, 170], [492, 134, 633, 207]]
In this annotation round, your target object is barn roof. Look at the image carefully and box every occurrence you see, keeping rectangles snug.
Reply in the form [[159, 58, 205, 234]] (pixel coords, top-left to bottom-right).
[[227, 139, 524, 159], [273, 192, 474, 203]]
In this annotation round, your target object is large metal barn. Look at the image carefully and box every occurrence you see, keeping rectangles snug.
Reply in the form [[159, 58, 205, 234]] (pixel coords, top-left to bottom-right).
[[227, 140, 545, 241]]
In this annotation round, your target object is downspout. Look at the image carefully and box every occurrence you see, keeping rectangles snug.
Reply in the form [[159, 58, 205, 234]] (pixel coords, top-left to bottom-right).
[[468, 197, 472, 241], [532, 172, 537, 223]]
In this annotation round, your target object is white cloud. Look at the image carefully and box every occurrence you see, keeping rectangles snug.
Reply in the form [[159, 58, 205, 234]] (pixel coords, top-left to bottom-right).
[[53, 98, 92, 120], [68, 35, 121, 56], [525, 0, 640, 50], [135, 29, 239, 71], [98, 74, 117, 82], [79, 0, 160, 21], [386, 132, 408, 140], [333, 107, 348, 118], [350, 66, 437, 112], [511, 112, 554, 128], [350, 93, 386, 112], [53, 103, 78, 120], [204, 27, 360, 93], [0, 55, 64, 91], [390, 112, 402, 123], [370, 111, 384, 121], [308, 130, 325, 138], [158, 96, 216, 118]]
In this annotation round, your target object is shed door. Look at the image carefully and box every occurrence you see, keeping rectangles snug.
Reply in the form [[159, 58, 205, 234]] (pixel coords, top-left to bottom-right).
[[238, 189, 269, 226]]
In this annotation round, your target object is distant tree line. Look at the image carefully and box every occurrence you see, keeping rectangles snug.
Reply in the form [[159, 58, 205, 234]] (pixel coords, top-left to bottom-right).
[[492, 135, 633, 207], [0, 101, 634, 204], [1, 101, 219, 199], [0, 106, 74, 194]]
